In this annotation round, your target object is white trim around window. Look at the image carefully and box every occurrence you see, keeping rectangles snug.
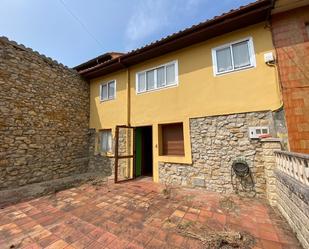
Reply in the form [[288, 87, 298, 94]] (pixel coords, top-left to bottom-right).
[[211, 37, 256, 76], [100, 80, 116, 102], [136, 60, 179, 94]]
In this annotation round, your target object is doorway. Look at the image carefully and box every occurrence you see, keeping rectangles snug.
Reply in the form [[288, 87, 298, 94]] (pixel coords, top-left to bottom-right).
[[135, 126, 153, 177]]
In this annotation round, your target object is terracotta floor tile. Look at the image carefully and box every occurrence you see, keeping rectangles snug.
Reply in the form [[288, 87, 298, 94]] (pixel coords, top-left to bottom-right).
[[145, 238, 165, 248], [125, 242, 144, 249], [86, 240, 105, 249], [261, 239, 283, 249], [0, 179, 302, 249], [45, 239, 69, 249], [97, 231, 117, 246], [38, 234, 59, 247]]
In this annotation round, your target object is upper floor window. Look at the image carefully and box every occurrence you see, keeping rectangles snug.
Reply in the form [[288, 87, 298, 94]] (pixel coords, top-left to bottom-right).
[[212, 38, 256, 75], [100, 80, 116, 101], [136, 61, 178, 93]]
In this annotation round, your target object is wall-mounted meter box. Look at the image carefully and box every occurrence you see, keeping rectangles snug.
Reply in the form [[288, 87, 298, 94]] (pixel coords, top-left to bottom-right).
[[264, 52, 274, 63], [249, 126, 270, 139]]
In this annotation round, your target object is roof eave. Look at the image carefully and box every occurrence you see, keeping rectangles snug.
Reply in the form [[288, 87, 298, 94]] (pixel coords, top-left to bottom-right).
[[79, 0, 272, 79]]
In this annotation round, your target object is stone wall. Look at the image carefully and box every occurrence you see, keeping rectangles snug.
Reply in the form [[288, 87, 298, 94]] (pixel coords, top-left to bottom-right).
[[275, 170, 309, 249], [88, 128, 132, 181], [0, 37, 90, 190], [159, 111, 277, 197], [88, 129, 113, 177], [271, 6, 309, 153], [261, 139, 282, 205]]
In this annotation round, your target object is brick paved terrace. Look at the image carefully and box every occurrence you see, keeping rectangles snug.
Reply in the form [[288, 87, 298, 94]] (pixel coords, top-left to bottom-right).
[[0, 178, 302, 249]]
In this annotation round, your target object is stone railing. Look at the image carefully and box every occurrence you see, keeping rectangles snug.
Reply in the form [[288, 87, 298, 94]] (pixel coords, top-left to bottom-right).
[[274, 150, 309, 249], [275, 150, 309, 186]]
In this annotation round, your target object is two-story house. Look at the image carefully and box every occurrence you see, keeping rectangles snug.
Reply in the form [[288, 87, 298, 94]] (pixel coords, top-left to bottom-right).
[[76, 0, 283, 195]]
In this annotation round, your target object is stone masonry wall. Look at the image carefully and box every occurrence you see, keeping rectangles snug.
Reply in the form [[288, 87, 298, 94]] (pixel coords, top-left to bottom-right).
[[275, 170, 309, 249], [159, 111, 276, 197], [272, 6, 309, 153], [88, 129, 113, 177], [261, 139, 282, 206], [88, 128, 131, 181], [0, 37, 90, 190]]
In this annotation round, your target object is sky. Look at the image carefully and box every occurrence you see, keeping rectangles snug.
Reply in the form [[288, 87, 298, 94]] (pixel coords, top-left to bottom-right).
[[0, 0, 255, 67]]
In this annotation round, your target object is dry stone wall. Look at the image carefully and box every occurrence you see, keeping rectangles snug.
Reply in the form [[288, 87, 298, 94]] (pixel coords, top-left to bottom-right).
[[0, 37, 90, 190], [159, 111, 275, 197]]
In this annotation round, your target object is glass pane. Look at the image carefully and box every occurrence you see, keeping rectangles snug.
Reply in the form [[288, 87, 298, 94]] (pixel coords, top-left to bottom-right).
[[166, 64, 175, 85], [216, 47, 233, 73], [157, 66, 165, 87], [146, 70, 155, 90], [101, 130, 112, 152], [232, 41, 250, 69], [107, 131, 112, 152], [108, 81, 115, 99], [101, 132, 107, 151], [262, 129, 268, 134], [101, 84, 108, 100], [138, 73, 146, 92]]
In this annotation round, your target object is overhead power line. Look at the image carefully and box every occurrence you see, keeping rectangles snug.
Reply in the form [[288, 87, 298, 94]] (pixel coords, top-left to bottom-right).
[[58, 0, 104, 49]]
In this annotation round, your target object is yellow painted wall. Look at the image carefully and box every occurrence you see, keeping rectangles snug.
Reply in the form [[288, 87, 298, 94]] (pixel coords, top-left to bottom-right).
[[90, 70, 128, 130], [89, 23, 282, 182]]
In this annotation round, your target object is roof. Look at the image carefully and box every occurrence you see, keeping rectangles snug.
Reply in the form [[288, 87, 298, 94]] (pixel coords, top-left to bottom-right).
[[74, 52, 124, 72], [75, 0, 274, 79]]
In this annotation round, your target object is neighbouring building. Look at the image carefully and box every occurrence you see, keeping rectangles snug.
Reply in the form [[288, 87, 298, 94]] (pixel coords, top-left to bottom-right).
[[271, 0, 309, 154], [76, 0, 286, 196]]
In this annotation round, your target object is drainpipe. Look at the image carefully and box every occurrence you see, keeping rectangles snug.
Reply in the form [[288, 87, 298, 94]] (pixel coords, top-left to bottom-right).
[[126, 67, 131, 126], [118, 58, 131, 126]]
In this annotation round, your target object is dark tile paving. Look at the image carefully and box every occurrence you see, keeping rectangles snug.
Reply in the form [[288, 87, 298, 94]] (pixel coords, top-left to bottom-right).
[[0, 178, 302, 249]]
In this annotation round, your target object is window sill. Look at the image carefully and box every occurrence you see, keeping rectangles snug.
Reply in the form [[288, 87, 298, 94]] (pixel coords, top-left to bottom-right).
[[214, 64, 255, 76], [100, 98, 115, 103], [158, 155, 192, 164], [95, 152, 114, 157], [136, 82, 178, 95]]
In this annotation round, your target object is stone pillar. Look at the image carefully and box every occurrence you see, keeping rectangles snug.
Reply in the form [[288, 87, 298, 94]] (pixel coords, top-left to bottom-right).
[[261, 138, 282, 206]]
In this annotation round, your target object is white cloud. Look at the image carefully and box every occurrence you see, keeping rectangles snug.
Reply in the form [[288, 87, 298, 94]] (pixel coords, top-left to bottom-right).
[[185, 0, 204, 10], [125, 0, 204, 51], [125, 0, 168, 43]]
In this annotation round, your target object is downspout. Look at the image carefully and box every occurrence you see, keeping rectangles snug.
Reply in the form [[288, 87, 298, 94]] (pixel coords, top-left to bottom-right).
[[126, 67, 131, 126], [118, 57, 131, 126], [265, 0, 284, 109]]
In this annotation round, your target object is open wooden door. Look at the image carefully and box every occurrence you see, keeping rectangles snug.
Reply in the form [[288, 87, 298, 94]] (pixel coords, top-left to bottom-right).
[[114, 125, 136, 183]]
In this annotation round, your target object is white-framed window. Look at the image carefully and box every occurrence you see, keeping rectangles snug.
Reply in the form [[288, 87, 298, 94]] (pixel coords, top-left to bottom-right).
[[212, 37, 256, 75], [136, 61, 178, 94], [99, 129, 112, 153], [100, 80, 116, 101]]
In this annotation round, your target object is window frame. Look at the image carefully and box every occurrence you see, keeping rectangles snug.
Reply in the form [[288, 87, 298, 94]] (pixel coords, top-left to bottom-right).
[[100, 80, 116, 102], [135, 60, 179, 94], [99, 129, 113, 154], [211, 37, 256, 76], [159, 122, 185, 157]]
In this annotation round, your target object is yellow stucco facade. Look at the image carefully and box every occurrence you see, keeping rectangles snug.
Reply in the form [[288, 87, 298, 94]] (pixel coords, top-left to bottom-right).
[[89, 23, 282, 182]]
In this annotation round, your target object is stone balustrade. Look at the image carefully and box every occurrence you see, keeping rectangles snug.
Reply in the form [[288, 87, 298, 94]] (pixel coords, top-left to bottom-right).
[[275, 150, 309, 186], [274, 150, 309, 249]]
